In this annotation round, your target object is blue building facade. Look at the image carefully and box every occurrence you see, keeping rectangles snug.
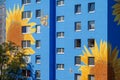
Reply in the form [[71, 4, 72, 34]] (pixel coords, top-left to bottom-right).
[[6, 0, 50, 80], [3, 0, 120, 80]]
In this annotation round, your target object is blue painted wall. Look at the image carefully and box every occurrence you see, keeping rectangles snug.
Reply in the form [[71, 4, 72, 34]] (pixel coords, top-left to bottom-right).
[[6, 0, 50, 80], [56, 0, 107, 80]]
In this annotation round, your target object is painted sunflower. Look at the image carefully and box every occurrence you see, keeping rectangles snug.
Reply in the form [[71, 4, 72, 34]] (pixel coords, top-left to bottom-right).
[[6, 5, 36, 55], [79, 41, 120, 80], [112, 0, 120, 25]]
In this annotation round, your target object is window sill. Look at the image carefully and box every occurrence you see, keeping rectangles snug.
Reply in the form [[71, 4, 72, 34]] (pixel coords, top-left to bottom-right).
[[36, 47, 41, 49], [88, 11, 95, 13], [75, 64, 81, 66], [88, 29, 95, 31], [57, 53, 64, 54], [36, 2, 41, 4], [22, 3, 31, 6], [88, 65, 95, 67], [22, 33, 30, 34], [36, 32, 41, 34], [23, 47, 31, 49], [36, 17, 41, 19], [57, 4, 64, 6], [75, 47, 81, 49], [57, 69, 64, 70], [36, 63, 41, 64], [75, 12, 81, 15], [57, 20, 64, 22], [75, 30, 81, 32], [57, 37, 64, 38]]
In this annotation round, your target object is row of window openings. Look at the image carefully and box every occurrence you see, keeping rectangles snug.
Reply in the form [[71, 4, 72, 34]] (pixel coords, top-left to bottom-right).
[[22, 40, 40, 48], [57, 21, 95, 36], [57, 39, 95, 54], [22, 70, 40, 79], [22, 69, 94, 80], [75, 74, 95, 80], [57, 57, 95, 70], [22, 0, 41, 5], [23, 55, 40, 64], [57, 0, 95, 13], [22, 10, 41, 19]]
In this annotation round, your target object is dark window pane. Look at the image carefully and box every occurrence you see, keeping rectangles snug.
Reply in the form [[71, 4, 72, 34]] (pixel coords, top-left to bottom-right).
[[88, 57, 95, 65]]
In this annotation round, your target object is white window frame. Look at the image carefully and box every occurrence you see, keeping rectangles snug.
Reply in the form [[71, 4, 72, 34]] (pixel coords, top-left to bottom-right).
[[57, 64, 64, 70], [75, 39, 81, 48], [22, 11, 31, 19], [88, 2, 95, 13], [23, 56, 31, 63], [36, 55, 41, 64], [22, 40, 31, 48], [75, 56, 81, 66], [57, 32, 64, 38], [57, 16, 64, 22], [22, 26, 30, 34], [57, 48, 64, 54], [22, 0, 31, 5], [88, 57, 95, 66], [88, 21, 95, 31], [88, 75, 95, 80], [75, 4, 81, 14], [36, 9, 41, 18], [75, 74, 81, 80], [36, 0, 41, 3], [75, 22, 81, 32], [36, 40, 41, 48], [36, 70, 41, 79], [22, 70, 31, 77], [36, 25, 41, 33], [57, 0, 64, 6], [88, 39, 95, 48]]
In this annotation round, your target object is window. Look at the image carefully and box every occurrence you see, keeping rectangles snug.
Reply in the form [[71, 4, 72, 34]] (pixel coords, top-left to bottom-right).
[[36, 70, 40, 79], [88, 39, 95, 48], [57, 16, 64, 22], [75, 4, 81, 14], [23, 56, 31, 63], [57, 32, 64, 38], [75, 56, 81, 66], [22, 11, 31, 19], [75, 22, 81, 31], [88, 75, 95, 80], [88, 21, 95, 31], [22, 26, 30, 34], [36, 40, 40, 48], [75, 39, 81, 48], [36, 55, 40, 64], [57, 0, 64, 6], [36, 25, 41, 33], [22, 0, 31, 5], [36, 0, 41, 3], [36, 10, 41, 18], [75, 74, 81, 80], [88, 57, 95, 66], [57, 64, 64, 70], [22, 70, 30, 77], [57, 48, 64, 54], [22, 40, 31, 48], [88, 3, 95, 13]]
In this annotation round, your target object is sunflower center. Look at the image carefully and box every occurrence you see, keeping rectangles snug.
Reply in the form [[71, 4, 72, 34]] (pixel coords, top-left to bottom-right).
[[108, 63, 115, 80]]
